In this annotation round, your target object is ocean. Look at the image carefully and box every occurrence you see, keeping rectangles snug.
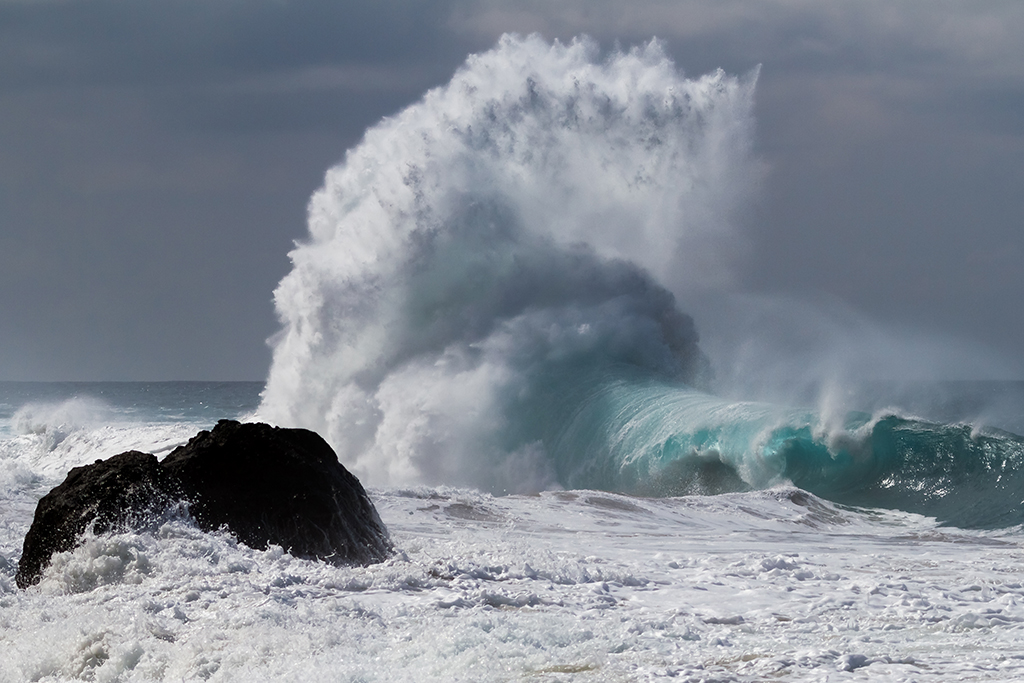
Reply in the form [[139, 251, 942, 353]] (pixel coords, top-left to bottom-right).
[[4, 34, 1024, 681], [3, 381, 1024, 682]]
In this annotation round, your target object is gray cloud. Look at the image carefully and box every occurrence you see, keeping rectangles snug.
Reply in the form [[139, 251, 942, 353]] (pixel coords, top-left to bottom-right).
[[0, 0, 465, 86]]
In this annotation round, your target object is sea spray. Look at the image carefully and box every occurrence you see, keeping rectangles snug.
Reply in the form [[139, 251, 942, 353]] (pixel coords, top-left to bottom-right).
[[254, 34, 1024, 529], [259, 34, 758, 491]]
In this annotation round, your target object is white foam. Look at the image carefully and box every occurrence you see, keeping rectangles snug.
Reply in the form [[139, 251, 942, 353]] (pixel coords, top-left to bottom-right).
[[3, 486, 1024, 681]]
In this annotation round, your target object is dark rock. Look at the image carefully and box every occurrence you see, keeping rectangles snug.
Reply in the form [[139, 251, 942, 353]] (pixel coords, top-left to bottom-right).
[[16, 421, 391, 588], [162, 420, 391, 567]]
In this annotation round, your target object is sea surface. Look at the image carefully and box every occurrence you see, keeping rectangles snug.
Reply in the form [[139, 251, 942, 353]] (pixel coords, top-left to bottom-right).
[[3, 381, 1024, 682]]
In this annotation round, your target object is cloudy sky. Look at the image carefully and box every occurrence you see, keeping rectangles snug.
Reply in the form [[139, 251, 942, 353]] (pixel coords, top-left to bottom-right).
[[2, 0, 1022, 381]]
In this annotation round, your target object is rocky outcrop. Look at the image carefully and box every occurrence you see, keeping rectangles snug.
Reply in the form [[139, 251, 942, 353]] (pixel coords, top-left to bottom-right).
[[16, 420, 391, 588], [161, 420, 391, 568]]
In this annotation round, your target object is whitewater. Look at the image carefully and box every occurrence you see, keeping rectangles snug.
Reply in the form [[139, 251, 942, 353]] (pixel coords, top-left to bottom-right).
[[4, 35, 1024, 681]]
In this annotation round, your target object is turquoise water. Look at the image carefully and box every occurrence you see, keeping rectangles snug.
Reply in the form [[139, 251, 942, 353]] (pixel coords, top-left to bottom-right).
[[524, 371, 1024, 528]]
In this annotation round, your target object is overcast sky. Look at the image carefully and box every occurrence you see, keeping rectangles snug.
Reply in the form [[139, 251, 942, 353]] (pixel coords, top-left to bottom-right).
[[2, 0, 1022, 381]]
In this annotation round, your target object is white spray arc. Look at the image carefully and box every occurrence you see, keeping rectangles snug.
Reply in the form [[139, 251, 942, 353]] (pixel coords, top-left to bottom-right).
[[259, 34, 759, 491]]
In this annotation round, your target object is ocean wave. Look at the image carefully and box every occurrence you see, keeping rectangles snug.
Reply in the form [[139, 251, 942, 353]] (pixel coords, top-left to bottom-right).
[[255, 34, 1024, 529], [258, 34, 757, 492], [541, 374, 1024, 528]]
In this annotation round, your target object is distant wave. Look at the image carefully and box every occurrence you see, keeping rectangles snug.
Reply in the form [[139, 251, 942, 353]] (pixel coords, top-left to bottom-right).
[[12, 398, 114, 450]]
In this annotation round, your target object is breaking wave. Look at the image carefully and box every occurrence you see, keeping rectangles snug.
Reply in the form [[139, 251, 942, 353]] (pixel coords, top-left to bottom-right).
[[258, 33, 1024, 529]]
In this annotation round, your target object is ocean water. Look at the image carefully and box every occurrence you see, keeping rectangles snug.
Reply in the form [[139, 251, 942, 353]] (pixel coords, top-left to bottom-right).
[[4, 381, 1024, 682], [5, 34, 1024, 681]]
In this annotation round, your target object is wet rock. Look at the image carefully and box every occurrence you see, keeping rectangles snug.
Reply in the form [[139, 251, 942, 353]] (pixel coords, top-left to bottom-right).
[[16, 420, 391, 588], [162, 420, 391, 567]]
